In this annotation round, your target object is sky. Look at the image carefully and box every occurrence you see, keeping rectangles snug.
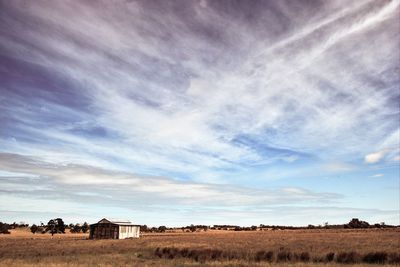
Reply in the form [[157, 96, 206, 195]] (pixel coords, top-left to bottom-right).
[[0, 0, 399, 227]]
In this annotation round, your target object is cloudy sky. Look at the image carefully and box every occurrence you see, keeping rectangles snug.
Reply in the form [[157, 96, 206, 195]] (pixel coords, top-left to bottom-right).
[[0, 0, 399, 226]]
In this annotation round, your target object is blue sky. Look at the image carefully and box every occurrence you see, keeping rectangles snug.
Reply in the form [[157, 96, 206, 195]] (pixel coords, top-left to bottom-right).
[[0, 0, 399, 226]]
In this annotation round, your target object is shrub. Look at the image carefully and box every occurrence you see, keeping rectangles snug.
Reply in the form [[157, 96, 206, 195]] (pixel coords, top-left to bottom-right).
[[336, 252, 359, 264], [277, 251, 292, 262], [154, 247, 162, 258], [388, 253, 400, 264], [81, 222, 89, 233], [70, 224, 82, 233], [299, 252, 310, 262], [325, 252, 335, 262], [347, 218, 369, 228], [0, 222, 10, 234], [180, 248, 189, 257], [209, 249, 223, 260], [255, 250, 273, 262], [363, 252, 387, 264], [155, 247, 227, 262], [30, 224, 38, 234]]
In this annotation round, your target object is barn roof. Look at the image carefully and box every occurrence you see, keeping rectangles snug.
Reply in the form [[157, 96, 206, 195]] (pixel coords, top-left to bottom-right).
[[91, 218, 140, 226]]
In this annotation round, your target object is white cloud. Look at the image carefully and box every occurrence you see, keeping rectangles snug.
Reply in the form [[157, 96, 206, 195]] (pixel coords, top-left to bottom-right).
[[0, 153, 340, 207], [322, 162, 355, 172], [371, 173, 384, 178], [365, 150, 388, 164]]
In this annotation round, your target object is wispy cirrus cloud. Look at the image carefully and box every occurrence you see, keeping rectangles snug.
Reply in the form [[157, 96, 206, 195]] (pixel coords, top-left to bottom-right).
[[0, 153, 340, 206], [0, 0, 399, 224]]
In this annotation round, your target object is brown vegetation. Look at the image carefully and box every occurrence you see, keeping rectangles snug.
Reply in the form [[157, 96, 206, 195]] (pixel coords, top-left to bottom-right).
[[0, 228, 398, 266]]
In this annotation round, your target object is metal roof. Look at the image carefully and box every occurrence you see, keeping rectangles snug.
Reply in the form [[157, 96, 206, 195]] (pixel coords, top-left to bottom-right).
[[90, 218, 140, 226]]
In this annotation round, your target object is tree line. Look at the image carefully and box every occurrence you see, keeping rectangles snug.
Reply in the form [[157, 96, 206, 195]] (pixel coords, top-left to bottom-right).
[[140, 219, 397, 233], [0, 218, 89, 235], [0, 218, 397, 235]]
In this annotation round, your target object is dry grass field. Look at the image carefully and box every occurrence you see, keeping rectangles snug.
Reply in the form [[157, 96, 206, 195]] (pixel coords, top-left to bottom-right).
[[0, 228, 399, 266]]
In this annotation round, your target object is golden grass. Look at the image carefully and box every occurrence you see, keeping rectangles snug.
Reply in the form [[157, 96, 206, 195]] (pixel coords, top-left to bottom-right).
[[0, 228, 398, 266]]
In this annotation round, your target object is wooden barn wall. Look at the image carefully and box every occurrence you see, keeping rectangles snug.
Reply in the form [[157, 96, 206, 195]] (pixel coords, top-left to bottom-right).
[[89, 223, 119, 239]]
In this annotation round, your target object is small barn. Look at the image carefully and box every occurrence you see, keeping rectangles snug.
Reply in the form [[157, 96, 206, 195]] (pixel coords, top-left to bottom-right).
[[89, 218, 140, 239]]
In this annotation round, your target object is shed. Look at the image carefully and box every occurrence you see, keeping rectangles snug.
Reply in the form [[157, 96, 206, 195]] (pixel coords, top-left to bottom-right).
[[89, 218, 140, 239]]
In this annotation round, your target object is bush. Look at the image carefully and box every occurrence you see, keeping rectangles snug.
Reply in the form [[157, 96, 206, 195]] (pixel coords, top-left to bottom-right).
[[388, 253, 400, 264], [363, 252, 387, 263], [81, 222, 89, 233], [154, 247, 162, 258], [277, 251, 292, 262], [70, 224, 82, 233], [255, 250, 274, 262], [30, 224, 38, 234], [336, 252, 359, 264], [180, 248, 189, 257], [299, 252, 310, 262], [347, 218, 369, 228], [0, 222, 10, 234], [325, 252, 335, 262], [154, 247, 226, 262]]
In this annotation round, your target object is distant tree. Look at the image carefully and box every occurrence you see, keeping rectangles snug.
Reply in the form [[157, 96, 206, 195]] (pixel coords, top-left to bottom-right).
[[251, 225, 258, 231], [70, 224, 82, 233], [30, 224, 38, 234], [46, 218, 66, 236], [307, 224, 315, 229], [38, 226, 45, 234], [19, 222, 28, 228], [81, 222, 89, 233], [140, 225, 148, 232], [158, 226, 167, 232], [348, 218, 369, 228], [10, 222, 18, 229], [0, 222, 10, 234], [189, 224, 196, 232]]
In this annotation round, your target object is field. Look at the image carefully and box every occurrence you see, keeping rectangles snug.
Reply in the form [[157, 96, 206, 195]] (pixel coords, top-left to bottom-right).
[[0, 228, 399, 266]]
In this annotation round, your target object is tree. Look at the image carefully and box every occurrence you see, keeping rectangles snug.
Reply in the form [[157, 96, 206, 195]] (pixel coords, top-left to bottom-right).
[[0, 222, 10, 234], [46, 218, 66, 236], [348, 218, 370, 228], [30, 224, 38, 234], [70, 224, 81, 233], [81, 222, 89, 233], [158, 226, 167, 232], [189, 224, 196, 232], [140, 225, 148, 232]]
